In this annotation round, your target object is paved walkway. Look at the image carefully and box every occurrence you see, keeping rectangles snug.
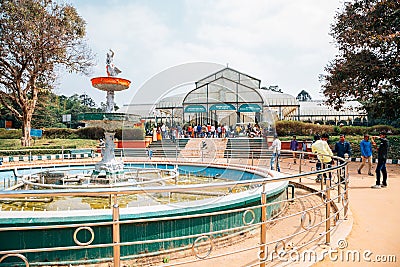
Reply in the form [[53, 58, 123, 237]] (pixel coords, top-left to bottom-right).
[[313, 162, 400, 266], [167, 160, 400, 267]]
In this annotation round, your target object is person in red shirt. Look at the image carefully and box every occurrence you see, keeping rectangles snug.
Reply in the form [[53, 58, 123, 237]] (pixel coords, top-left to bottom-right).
[[187, 125, 192, 138]]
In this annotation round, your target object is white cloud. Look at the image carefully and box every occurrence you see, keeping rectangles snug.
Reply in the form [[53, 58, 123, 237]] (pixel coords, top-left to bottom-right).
[[59, 0, 343, 106]]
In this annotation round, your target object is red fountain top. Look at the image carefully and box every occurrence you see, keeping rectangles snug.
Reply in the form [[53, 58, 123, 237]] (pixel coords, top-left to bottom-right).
[[91, 49, 131, 92], [91, 77, 131, 91]]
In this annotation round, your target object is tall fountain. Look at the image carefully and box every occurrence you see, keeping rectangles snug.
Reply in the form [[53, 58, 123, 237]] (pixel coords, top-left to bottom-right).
[[89, 49, 131, 180]]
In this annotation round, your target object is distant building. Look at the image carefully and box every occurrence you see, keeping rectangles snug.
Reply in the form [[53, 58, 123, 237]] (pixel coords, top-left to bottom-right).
[[289, 100, 367, 126], [123, 67, 367, 127]]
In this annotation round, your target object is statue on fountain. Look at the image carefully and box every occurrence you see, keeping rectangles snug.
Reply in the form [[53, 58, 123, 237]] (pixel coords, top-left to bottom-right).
[[89, 49, 131, 182], [106, 49, 121, 77]]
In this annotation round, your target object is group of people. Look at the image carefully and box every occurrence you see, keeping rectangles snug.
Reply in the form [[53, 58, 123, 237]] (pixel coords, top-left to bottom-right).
[[269, 132, 389, 189], [186, 124, 231, 138], [359, 132, 389, 188], [150, 123, 265, 140]]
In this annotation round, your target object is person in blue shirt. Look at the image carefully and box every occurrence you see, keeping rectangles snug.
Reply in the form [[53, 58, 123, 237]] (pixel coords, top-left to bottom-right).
[[333, 134, 352, 159], [290, 135, 299, 164], [357, 134, 373, 176], [147, 148, 153, 160]]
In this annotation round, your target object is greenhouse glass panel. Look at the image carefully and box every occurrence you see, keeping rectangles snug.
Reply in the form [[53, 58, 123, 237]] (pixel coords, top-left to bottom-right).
[[237, 85, 263, 103], [184, 86, 208, 103]]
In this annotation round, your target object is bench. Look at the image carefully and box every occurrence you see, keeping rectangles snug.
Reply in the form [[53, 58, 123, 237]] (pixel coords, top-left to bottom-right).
[[69, 149, 94, 159]]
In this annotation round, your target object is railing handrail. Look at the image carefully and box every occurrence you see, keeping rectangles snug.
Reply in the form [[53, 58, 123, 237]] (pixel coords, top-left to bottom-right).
[[0, 156, 346, 198], [0, 151, 350, 267]]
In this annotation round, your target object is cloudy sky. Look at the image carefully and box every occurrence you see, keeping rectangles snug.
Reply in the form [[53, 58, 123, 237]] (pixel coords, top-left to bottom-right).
[[58, 0, 344, 107]]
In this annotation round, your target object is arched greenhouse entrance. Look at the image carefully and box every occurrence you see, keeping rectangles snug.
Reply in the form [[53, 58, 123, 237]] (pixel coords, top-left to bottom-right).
[[182, 68, 264, 129]]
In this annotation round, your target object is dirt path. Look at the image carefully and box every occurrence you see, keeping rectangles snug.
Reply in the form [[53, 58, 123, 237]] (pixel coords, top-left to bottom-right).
[[167, 162, 400, 267], [313, 162, 400, 266]]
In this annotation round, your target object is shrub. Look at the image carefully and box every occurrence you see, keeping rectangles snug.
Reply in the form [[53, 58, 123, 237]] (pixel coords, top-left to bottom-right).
[[387, 136, 400, 159], [115, 127, 145, 140], [0, 129, 22, 139], [275, 121, 334, 136], [274, 121, 400, 138], [43, 128, 75, 139], [340, 126, 368, 136], [369, 125, 399, 135], [76, 127, 104, 139], [333, 126, 341, 135]]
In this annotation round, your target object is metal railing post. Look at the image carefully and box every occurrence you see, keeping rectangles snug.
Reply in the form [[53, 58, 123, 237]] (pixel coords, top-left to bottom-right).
[[325, 173, 331, 245], [112, 194, 121, 267], [337, 163, 341, 203], [344, 164, 349, 219], [260, 184, 267, 267], [299, 152, 303, 181]]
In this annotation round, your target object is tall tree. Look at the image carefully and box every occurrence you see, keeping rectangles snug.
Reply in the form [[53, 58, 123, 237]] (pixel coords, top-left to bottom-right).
[[321, 0, 400, 122], [0, 0, 94, 146], [79, 93, 96, 108], [32, 93, 101, 128], [31, 90, 61, 128]]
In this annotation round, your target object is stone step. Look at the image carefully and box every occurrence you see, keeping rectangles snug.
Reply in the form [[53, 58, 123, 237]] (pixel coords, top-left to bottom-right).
[[180, 138, 228, 159]]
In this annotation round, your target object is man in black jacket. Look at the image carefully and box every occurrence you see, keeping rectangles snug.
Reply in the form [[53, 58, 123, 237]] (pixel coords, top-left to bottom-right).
[[371, 132, 389, 189]]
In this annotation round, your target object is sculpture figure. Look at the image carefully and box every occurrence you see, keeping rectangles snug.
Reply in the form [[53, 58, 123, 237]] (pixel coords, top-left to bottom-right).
[[106, 49, 121, 77]]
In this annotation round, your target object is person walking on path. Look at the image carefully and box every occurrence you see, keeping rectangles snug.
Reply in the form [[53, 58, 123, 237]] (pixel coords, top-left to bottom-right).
[[290, 135, 299, 164], [358, 134, 373, 176], [161, 124, 166, 139], [333, 134, 352, 159], [269, 134, 282, 172], [371, 132, 389, 189], [312, 133, 334, 182], [147, 148, 153, 160]]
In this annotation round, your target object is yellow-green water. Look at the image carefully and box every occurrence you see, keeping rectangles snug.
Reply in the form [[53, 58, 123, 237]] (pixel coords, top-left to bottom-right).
[[0, 174, 249, 211]]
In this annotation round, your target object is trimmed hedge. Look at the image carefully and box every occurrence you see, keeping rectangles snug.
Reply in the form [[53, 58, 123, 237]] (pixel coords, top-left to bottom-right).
[[76, 127, 104, 139], [43, 128, 77, 139], [42, 127, 144, 140], [115, 128, 145, 140], [0, 129, 22, 139], [337, 125, 399, 136], [43, 127, 104, 139], [275, 121, 335, 136], [275, 121, 399, 137]]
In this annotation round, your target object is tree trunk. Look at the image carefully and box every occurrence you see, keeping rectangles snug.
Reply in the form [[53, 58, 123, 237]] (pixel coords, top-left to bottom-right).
[[21, 113, 32, 147]]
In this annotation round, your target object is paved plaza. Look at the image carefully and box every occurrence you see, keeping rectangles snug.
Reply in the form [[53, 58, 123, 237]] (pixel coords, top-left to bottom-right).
[[313, 162, 400, 266]]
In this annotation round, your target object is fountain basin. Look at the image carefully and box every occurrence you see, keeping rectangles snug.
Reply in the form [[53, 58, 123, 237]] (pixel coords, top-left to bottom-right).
[[0, 163, 287, 266], [91, 77, 131, 91]]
